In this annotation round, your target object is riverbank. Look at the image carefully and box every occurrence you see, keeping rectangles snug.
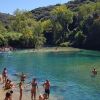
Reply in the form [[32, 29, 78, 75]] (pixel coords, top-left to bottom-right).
[[33, 47, 80, 52], [0, 47, 80, 53], [13, 47, 80, 54]]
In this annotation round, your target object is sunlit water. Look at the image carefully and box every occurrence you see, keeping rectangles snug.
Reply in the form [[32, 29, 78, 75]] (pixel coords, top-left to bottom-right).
[[0, 49, 100, 100]]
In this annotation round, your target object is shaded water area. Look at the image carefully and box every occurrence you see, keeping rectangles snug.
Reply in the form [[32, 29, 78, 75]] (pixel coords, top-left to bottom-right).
[[0, 49, 100, 100]]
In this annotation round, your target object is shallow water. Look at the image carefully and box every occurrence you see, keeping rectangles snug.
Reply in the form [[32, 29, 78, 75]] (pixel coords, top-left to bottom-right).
[[0, 50, 100, 100]]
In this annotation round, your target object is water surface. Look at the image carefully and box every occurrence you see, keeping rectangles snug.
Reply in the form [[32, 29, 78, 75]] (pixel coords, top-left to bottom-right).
[[0, 50, 100, 100]]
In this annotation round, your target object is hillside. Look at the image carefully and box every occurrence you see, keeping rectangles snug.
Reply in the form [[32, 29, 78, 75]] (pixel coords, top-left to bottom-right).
[[0, 13, 11, 25], [30, 0, 96, 21], [0, 0, 100, 50], [0, 0, 95, 23], [31, 3, 79, 21], [0, 1, 81, 22]]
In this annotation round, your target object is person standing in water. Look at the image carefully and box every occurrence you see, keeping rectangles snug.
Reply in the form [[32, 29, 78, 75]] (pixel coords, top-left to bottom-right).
[[19, 81, 23, 100], [92, 68, 97, 76], [43, 80, 50, 99], [2, 68, 8, 83], [20, 72, 26, 83], [31, 78, 38, 100]]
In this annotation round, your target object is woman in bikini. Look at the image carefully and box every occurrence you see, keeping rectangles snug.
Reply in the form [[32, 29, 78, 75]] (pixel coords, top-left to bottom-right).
[[20, 72, 26, 83], [19, 81, 23, 100], [2, 68, 7, 83], [31, 78, 38, 100]]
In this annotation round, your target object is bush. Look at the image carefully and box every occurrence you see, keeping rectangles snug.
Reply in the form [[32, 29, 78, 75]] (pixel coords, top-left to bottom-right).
[[59, 42, 70, 47]]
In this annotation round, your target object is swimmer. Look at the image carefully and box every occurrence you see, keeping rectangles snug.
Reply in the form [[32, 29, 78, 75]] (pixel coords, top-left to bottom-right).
[[92, 68, 97, 75]]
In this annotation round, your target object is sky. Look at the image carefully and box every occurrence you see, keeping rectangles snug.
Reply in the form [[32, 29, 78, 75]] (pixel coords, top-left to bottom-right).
[[0, 0, 69, 14]]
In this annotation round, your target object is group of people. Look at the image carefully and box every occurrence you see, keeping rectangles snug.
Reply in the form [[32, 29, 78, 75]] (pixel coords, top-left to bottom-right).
[[2, 68, 14, 91], [0, 46, 14, 52], [1, 67, 97, 100], [0, 68, 50, 100]]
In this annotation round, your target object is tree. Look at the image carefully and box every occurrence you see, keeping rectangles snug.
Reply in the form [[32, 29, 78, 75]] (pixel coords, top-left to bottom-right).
[[0, 34, 8, 46], [85, 17, 100, 49], [78, 3, 95, 19], [10, 10, 46, 48], [74, 30, 86, 47], [51, 5, 73, 31], [5, 32, 22, 47], [0, 21, 8, 46], [33, 21, 46, 48], [0, 21, 7, 34], [51, 5, 73, 44]]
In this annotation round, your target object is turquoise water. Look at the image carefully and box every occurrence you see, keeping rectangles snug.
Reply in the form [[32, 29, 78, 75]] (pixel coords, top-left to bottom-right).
[[0, 50, 100, 100]]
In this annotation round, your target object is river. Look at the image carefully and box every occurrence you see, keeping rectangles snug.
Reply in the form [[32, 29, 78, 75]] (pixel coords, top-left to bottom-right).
[[0, 49, 100, 100]]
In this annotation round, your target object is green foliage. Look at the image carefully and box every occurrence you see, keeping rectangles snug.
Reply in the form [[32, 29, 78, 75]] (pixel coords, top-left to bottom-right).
[[0, 21, 8, 46], [0, 1, 99, 50], [33, 21, 46, 48], [51, 5, 73, 25], [10, 10, 46, 48], [85, 17, 100, 49], [59, 42, 70, 47], [0, 21, 7, 34], [0, 34, 7, 46], [50, 5, 73, 45], [73, 30, 86, 47], [75, 31, 86, 42], [5, 32, 22, 41], [4, 32, 22, 47], [78, 2, 100, 19], [42, 19, 53, 32]]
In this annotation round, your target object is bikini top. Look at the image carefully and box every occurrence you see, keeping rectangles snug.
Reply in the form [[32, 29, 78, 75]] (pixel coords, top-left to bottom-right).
[[32, 82, 37, 87]]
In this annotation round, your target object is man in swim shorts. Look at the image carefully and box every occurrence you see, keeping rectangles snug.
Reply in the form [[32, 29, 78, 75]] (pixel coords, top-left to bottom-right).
[[43, 80, 50, 99]]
